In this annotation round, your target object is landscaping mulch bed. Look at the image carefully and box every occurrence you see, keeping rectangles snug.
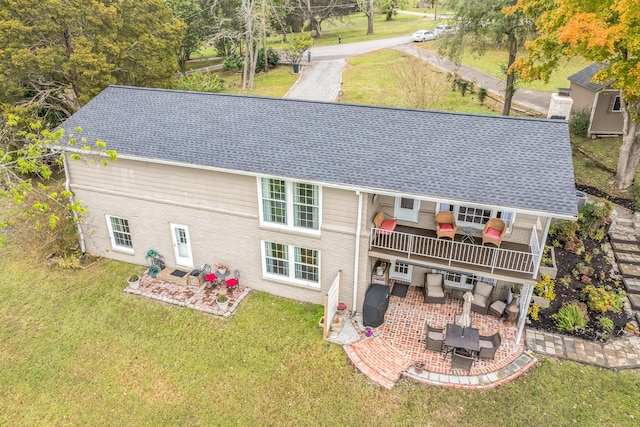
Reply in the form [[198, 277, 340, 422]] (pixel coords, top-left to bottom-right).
[[576, 183, 636, 212], [528, 238, 629, 341]]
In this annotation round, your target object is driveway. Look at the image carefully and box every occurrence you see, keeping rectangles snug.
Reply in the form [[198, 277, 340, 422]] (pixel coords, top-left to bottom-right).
[[284, 36, 552, 115]]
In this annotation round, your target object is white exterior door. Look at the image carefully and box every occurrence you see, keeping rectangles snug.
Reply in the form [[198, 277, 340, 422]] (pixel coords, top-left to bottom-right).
[[170, 223, 193, 268], [394, 197, 421, 222]]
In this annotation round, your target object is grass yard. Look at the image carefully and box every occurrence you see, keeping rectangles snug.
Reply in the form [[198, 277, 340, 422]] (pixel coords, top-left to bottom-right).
[[217, 66, 299, 98], [416, 43, 591, 92], [1, 234, 639, 426], [341, 49, 502, 115]]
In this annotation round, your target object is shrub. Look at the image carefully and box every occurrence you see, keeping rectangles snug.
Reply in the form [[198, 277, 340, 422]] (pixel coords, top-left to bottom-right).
[[223, 54, 243, 71], [598, 316, 615, 332], [176, 72, 223, 93], [582, 285, 623, 314], [578, 202, 613, 239], [478, 87, 488, 105], [256, 48, 280, 72], [554, 302, 588, 331], [557, 275, 572, 289], [541, 245, 554, 267], [528, 303, 540, 321], [534, 274, 556, 301], [569, 109, 590, 137]]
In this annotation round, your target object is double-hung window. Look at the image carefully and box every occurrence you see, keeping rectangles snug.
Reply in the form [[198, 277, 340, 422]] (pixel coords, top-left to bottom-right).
[[106, 215, 133, 252], [390, 261, 412, 281], [260, 178, 320, 232], [437, 202, 515, 232], [263, 241, 320, 286]]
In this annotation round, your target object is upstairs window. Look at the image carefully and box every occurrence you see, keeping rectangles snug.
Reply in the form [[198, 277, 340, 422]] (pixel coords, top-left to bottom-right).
[[437, 202, 515, 232], [260, 178, 320, 232]]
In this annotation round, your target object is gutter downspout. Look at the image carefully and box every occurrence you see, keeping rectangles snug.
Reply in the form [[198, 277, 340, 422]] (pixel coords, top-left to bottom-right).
[[352, 190, 363, 315], [62, 154, 86, 253]]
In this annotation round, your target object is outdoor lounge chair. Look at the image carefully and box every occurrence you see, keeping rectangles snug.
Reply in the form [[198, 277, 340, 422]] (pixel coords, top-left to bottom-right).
[[478, 332, 502, 360], [435, 211, 457, 240], [373, 211, 397, 235], [482, 218, 507, 248], [424, 321, 445, 353], [451, 348, 475, 373], [471, 281, 494, 315], [422, 273, 446, 304]]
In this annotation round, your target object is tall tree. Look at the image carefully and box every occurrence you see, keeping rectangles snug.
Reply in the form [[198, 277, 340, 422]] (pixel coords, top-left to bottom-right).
[[0, 114, 117, 248], [440, 0, 536, 115], [356, 0, 376, 35], [0, 0, 185, 124], [508, 0, 640, 189], [165, 0, 214, 73]]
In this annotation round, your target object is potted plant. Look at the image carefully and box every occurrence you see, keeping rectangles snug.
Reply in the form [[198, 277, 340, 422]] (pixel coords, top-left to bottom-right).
[[414, 360, 426, 374], [127, 274, 140, 290], [215, 262, 228, 275], [216, 293, 229, 310], [337, 302, 347, 315]]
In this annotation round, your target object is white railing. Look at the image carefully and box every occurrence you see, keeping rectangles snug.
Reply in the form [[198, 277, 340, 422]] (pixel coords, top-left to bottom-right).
[[529, 224, 541, 272], [370, 228, 536, 275]]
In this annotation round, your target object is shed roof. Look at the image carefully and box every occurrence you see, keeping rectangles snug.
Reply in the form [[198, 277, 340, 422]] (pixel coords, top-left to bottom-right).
[[61, 85, 577, 218], [568, 63, 609, 91]]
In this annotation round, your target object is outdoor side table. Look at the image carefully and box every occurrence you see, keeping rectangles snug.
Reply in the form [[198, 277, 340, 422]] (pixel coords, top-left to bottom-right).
[[461, 226, 477, 244]]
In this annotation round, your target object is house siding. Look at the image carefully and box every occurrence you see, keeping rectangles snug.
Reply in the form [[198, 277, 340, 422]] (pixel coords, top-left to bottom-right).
[[68, 156, 361, 305], [569, 84, 596, 114], [591, 90, 624, 135]]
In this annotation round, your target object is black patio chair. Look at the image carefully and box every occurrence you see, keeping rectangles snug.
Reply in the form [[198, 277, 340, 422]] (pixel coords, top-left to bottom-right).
[[478, 332, 502, 360], [423, 321, 445, 353], [451, 348, 475, 374]]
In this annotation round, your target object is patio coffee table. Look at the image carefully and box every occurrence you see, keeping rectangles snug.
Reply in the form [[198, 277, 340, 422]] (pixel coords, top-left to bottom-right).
[[444, 323, 480, 358], [461, 226, 477, 244]]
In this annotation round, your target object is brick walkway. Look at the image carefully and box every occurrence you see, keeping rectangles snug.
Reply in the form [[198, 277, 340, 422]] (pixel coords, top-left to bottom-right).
[[124, 272, 250, 318], [338, 286, 536, 389]]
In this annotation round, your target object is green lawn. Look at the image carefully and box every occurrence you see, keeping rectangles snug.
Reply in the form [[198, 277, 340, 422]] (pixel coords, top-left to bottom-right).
[[217, 66, 299, 98], [1, 235, 639, 425], [341, 49, 502, 115]]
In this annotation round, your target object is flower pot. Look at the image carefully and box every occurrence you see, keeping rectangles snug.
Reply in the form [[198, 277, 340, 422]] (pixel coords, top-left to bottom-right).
[[414, 366, 424, 375], [127, 278, 140, 290], [218, 268, 227, 276], [216, 297, 229, 311]]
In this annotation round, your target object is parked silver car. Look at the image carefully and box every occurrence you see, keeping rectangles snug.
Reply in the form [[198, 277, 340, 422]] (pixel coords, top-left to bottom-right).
[[411, 30, 436, 42], [434, 24, 456, 37]]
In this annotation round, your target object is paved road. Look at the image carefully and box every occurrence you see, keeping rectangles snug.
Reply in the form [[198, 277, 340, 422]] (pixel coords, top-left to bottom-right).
[[284, 36, 552, 115]]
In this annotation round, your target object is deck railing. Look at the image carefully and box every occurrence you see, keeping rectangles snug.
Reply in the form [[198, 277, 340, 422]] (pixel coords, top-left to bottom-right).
[[370, 228, 536, 275]]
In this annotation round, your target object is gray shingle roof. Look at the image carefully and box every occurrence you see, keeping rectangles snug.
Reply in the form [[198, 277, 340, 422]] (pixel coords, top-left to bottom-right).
[[61, 85, 577, 218], [568, 63, 609, 91]]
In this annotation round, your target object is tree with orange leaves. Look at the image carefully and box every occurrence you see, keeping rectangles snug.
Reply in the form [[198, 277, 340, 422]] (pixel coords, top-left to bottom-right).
[[507, 0, 640, 190]]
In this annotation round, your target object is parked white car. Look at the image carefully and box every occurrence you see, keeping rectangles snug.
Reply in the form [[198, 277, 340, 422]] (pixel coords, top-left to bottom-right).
[[411, 30, 436, 42], [434, 24, 456, 37]]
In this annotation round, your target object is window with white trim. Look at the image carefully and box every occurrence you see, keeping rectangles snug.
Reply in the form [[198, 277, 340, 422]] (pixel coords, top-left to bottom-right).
[[434, 269, 496, 289], [390, 261, 412, 281], [106, 215, 133, 251], [611, 95, 622, 112], [260, 178, 320, 231], [263, 241, 320, 286], [437, 202, 515, 232], [394, 197, 420, 222]]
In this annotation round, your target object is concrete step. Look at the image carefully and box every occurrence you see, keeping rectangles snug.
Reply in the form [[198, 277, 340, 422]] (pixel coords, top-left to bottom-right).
[[618, 262, 640, 278], [628, 294, 640, 311], [609, 232, 640, 244], [623, 277, 640, 294], [611, 241, 640, 254], [615, 251, 640, 265]]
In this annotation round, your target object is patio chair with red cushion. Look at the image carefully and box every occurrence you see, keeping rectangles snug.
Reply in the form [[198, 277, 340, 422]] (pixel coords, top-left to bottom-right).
[[373, 211, 397, 235], [435, 211, 457, 240], [482, 218, 507, 248], [225, 269, 240, 292]]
